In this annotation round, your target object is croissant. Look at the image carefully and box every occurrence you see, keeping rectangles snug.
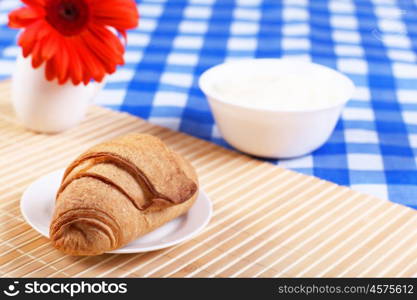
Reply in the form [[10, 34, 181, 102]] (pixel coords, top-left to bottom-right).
[[49, 133, 198, 256]]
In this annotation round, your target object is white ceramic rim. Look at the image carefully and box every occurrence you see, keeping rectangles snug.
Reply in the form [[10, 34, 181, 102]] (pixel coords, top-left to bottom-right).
[[199, 58, 355, 113]]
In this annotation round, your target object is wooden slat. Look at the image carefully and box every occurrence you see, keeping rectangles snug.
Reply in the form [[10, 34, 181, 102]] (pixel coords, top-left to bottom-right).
[[0, 80, 416, 278]]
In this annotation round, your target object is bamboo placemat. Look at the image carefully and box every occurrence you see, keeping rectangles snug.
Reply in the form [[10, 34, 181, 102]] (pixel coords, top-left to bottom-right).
[[1, 81, 417, 278]]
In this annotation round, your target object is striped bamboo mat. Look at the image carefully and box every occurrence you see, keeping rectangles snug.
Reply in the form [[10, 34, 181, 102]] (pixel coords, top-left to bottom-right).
[[1, 80, 417, 278]]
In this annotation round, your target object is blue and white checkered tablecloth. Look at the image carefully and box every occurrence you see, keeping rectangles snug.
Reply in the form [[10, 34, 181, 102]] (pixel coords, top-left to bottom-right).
[[1, 0, 417, 208]]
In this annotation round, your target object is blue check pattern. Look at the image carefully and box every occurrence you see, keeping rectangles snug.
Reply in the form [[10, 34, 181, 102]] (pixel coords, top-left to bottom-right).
[[1, 0, 417, 208]]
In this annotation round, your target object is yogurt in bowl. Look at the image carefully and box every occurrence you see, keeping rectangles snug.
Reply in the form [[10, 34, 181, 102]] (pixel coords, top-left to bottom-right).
[[199, 59, 355, 158]]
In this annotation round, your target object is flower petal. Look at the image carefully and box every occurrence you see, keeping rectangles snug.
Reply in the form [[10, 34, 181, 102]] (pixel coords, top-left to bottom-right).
[[40, 31, 60, 60], [18, 24, 38, 57], [55, 41, 70, 84], [8, 6, 43, 28], [45, 57, 56, 81], [65, 42, 83, 85], [90, 0, 139, 31], [72, 36, 107, 83], [81, 25, 124, 74], [22, 0, 45, 7], [31, 41, 43, 68], [9, 0, 137, 85], [18, 20, 52, 59]]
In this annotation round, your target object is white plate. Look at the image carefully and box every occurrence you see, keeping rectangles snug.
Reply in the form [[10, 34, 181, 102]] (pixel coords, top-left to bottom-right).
[[20, 169, 212, 253]]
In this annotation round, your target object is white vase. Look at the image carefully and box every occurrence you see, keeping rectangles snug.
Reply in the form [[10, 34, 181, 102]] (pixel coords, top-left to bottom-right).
[[11, 54, 104, 133]]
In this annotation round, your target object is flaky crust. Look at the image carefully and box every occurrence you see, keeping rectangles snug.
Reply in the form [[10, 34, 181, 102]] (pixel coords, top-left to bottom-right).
[[49, 134, 198, 256]]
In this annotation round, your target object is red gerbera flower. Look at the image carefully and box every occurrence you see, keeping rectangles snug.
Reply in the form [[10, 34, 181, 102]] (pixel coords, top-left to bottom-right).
[[8, 0, 139, 85]]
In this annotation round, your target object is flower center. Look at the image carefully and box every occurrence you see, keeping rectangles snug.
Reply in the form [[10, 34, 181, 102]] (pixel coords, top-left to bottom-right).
[[60, 3, 78, 21], [45, 0, 89, 36]]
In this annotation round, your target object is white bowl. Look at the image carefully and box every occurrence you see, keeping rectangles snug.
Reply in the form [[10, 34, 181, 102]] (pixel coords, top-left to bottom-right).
[[199, 59, 355, 158]]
